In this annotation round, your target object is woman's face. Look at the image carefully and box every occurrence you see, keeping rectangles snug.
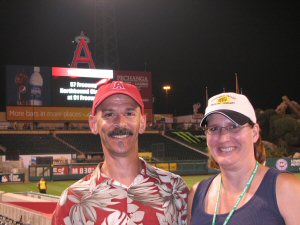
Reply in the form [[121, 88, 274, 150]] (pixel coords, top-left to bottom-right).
[[205, 113, 259, 169]]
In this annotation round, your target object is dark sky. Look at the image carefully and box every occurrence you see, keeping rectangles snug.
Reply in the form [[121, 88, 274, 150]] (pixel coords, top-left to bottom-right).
[[1, 0, 299, 115]]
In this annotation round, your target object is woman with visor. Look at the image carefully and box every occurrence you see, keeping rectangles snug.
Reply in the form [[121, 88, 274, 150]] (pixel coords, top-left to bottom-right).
[[188, 92, 300, 225]]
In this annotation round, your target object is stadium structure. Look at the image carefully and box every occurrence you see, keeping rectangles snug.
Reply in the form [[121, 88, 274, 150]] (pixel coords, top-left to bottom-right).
[[1, 64, 209, 182], [0, 31, 299, 225], [0, 30, 210, 224]]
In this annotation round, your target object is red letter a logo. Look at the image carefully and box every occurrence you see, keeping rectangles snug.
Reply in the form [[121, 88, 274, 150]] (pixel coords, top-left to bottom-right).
[[71, 33, 95, 68]]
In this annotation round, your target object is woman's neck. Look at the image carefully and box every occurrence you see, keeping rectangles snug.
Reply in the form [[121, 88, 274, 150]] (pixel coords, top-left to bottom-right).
[[220, 161, 258, 193]]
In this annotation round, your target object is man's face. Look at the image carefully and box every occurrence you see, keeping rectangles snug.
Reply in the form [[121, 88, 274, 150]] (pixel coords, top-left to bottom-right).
[[89, 94, 146, 157]]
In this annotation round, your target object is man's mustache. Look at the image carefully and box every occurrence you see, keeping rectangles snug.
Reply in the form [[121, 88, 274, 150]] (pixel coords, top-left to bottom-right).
[[108, 128, 133, 137]]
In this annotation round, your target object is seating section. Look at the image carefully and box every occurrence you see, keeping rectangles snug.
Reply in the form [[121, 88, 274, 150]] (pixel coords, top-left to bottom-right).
[[139, 133, 207, 160], [0, 134, 76, 156], [56, 134, 102, 153], [1, 132, 207, 161], [166, 131, 208, 153]]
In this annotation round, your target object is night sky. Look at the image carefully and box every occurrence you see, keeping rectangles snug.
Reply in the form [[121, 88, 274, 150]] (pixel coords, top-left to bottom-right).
[[0, 0, 299, 115]]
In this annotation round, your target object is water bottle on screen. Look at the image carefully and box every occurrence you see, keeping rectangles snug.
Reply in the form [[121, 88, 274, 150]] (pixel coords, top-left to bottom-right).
[[29, 66, 44, 106]]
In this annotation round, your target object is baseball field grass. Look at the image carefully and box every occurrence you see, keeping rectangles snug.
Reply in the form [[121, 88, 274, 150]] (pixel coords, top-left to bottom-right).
[[1, 173, 299, 196], [0, 175, 208, 196]]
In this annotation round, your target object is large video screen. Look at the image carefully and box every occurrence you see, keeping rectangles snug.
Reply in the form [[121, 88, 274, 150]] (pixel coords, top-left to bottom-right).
[[51, 67, 113, 107], [5, 65, 113, 108], [5, 65, 152, 121]]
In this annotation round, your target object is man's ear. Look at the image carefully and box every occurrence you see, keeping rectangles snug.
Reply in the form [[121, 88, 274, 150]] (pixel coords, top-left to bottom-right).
[[139, 114, 147, 134], [89, 115, 98, 135]]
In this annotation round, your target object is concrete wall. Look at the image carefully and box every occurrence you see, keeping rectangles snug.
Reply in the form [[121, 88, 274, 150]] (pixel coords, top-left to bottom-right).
[[0, 202, 52, 225], [0, 191, 58, 225]]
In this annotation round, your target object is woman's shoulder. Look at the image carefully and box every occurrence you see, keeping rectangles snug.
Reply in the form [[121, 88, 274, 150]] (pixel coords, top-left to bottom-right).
[[189, 181, 200, 198], [188, 174, 217, 202], [187, 174, 218, 224], [193, 174, 213, 186], [275, 171, 300, 223], [277, 171, 300, 190]]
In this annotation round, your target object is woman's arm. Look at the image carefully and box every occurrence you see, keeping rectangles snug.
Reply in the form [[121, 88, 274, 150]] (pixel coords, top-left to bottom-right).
[[187, 182, 199, 225], [276, 173, 300, 225]]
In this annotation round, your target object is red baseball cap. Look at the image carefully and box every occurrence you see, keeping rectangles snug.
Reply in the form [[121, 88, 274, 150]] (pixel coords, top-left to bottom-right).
[[91, 80, 144, 116]]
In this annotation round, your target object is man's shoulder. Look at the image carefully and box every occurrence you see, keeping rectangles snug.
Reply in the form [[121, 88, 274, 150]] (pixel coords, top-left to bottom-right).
[[66, 172, 97, 192], [145, 162, 187, 185]]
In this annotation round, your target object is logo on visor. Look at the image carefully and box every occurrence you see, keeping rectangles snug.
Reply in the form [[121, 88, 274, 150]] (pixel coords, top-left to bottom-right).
[[216, 95, 232, 105], [112, 81, 125, 90]]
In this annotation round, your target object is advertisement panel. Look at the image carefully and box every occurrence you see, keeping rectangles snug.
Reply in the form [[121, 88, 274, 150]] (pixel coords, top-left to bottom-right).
[[150, 163, 178, 171], [53, 165, 69, 175], [267, 158, 300, 172], [69, 165, 97, 175], [114, 70, 152, 110], [5, 65, 52, 107], [6, 106, 90, 121], [138, 152, 152, 161], [0, 174, 10, 183], [0, 173, 24, 183], [115, 70, 153, 121], [290, 158, 300, 172], [10, 173, 25, 182]]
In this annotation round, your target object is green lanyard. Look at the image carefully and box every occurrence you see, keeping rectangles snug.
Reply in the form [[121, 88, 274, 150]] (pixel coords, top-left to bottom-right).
[[212, 161, 259, 225]]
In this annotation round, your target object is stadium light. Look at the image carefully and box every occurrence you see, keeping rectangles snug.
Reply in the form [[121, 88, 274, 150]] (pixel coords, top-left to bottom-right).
[[163, 85, 171, 113], [163, 85, 171, 96]]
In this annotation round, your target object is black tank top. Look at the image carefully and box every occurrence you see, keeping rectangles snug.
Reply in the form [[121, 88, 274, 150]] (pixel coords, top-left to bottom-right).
[[190, 168, 285, 225]]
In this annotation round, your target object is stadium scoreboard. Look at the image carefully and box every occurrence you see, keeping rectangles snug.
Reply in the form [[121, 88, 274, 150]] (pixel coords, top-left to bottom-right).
[[51, 67, 113, 107]]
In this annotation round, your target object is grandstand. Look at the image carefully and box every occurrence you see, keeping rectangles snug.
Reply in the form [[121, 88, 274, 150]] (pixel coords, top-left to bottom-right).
[[0, 126, 208, 178], [139, 132, 207, 161], [55, 132, 102, 154], [0, 129, 207, 161], [0, 131, 78, 159]]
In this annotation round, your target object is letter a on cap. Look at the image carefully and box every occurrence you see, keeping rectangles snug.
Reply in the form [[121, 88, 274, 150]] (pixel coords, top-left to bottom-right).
[[113, 81, 125, 90]]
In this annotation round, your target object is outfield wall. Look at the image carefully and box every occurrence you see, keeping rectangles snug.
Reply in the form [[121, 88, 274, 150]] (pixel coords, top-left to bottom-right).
[[27, 157, 300, 181], [28, 160, 210, 181]]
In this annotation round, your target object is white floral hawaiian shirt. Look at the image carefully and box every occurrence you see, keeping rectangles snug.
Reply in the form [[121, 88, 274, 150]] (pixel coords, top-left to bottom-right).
[[51, 159, 189, 225]]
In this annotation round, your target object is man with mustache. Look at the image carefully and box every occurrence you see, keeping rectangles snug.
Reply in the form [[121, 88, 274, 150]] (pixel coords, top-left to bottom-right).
[[52, 80, 189, 225]]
